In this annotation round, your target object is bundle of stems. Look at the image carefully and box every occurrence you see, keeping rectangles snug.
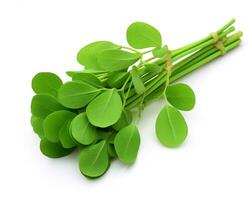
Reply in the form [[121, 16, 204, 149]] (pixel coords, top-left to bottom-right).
[[93, 19, 242, 111], [31, 19, 242, 178]]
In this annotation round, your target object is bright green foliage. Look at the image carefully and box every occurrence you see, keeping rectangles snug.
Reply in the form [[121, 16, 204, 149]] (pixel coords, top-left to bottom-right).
[[40, 139, 75, 158], [59, 122, 76, 148], [43, 110, 76, 147], [114, 124, 140, 164], [30, 20, 240, 179], [112, 109, 132, 131], [71, 113, 98, 145], [152, 45, 169, 58], [72, 73, 102, 88], [66, 70, 107, 78], [107, 72, 129, 88], [144, 63, 163, 74], [66, 71, 85, 77], [79, 140, 109, 178], [165, 83, 195, 111], [58, 81, 101, 109], [31, 94, 65, 118], [131, 67, 145, 95], [126, 22, 162, 49], [86, 89, 123, 127], [98, 49, 141, 71], [77, 41, 119, 71], [156, 105, 188, 147], [32, 72, 63, 98], [31, 115, 44, 138]]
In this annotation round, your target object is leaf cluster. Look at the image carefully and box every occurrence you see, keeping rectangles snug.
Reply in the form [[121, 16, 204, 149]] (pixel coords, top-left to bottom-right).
[[31, 71, 139, 178], [31, 21, 198, 179]]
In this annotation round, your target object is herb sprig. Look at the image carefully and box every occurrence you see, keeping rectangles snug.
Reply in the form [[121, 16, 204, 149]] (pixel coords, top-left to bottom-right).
[[31, 19, 242, 178]]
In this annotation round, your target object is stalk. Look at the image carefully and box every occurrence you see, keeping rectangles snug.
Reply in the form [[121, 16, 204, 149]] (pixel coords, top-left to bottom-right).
[[125, 31, 242, 109]]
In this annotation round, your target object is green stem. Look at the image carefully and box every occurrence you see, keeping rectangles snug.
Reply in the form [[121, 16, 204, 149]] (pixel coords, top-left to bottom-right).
[[172, 26, 235, 62], [170, 40, 241, 82], [172, 31, 242, 77], [171, 19, 235, 58], [125, 37, 241, 109], [126, 72, 167, 108], [100, 20, 242, 111]]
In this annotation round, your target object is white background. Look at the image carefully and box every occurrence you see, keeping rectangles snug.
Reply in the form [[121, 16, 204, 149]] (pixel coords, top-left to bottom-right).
[[0, 0, 249, 199]]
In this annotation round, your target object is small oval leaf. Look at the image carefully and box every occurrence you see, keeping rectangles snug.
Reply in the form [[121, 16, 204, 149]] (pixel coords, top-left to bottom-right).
[[77, 41, 119, 71], [131, 67, 145, 95], [156, 105, 188, 147], [107, 71, 129, 88], [165, 83, 195, 111], [152, 45, 169, 58], [72, 73, 102, 88], [144, 63, 163, 74], [31, 115, 44, 138], [98, 49, 141, 71], [66, 70, 85, 78], [66, 70, 106, 78], [31, 94, 65, 118], [58, 81, 101, 109], [79, 140, 109, 178], [32, 72, 62, 97], [86, 89, 123, 128], [59, 121, 76, 148], [40, 139, 75, 158], [71, 113, 98, 145], [114, 124, 140, 164], [126, 22, 162, 49], [43, 110, 76, 145]]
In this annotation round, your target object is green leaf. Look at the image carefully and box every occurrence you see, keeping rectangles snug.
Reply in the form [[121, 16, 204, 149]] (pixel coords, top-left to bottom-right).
[[79, 140, 109, 178], [165, 83, 195, 111], [107, 71, 129, 88], [40, 139, 75, 158], [112, 109, 132, 131], [114, 124, 140, 164], [72, 73, 102, 88], [131, 67, 145, 95], [71, 113, 98, 145], [31, 115, 44, 138], [32, 72, 63, 98], [86, 89, 123, 128], [66, 70, 85, 77], [152, 45, 169, 58], [77, 41, 119, 71], [66, 70, 106, 78], [126, 22, 162, 49], [144, 63, 163, 74], [31, 94, 65, 118], [59, 121, 76, 148], [58, 81, 101, 109], [43, 110, 76, 147], [155, 105, 188, 147], [98, 49, 141, 71]]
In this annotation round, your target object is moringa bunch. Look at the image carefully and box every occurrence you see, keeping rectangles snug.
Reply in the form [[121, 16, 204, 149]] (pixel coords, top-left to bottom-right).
[[30, 19, 242, 178]]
